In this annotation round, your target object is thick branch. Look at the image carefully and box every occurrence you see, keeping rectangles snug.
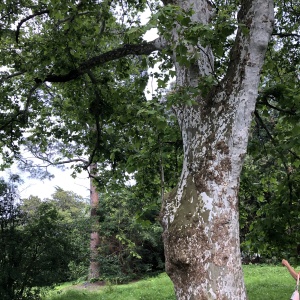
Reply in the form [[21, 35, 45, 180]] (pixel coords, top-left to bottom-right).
[[39, 158, 89, 167], [36, 38, 166, 83], [254, 110, 274, 142], [218, 0, 274, 98]]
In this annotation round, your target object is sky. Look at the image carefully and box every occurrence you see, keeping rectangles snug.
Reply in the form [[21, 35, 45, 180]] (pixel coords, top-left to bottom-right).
[[20, 167, 90, 200], [0, 164, 90, 200]]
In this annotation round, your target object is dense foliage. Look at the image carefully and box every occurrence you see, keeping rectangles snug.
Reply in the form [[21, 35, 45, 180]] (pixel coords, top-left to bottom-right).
[[97, 185, 165, 282], [0, 179, 87, 300], [22, 188, 91, 281], [239, 1, 300, 262]]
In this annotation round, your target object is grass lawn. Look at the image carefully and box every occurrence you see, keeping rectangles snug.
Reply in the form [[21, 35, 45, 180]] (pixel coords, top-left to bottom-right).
[[44, 273, 175, 300], [244, 264, 295, 299], [44, 265, 298, 300]]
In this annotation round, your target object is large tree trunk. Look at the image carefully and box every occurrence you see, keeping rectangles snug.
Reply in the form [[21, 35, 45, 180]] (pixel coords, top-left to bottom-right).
[[161, 0, 274, 299], [88, 163, 100, 280]]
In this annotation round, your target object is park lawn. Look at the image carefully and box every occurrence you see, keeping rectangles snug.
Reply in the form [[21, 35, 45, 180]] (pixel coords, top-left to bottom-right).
[[44, 273, 175, 300], [44, 265, 298, 300], [244, 264, 295, 299]]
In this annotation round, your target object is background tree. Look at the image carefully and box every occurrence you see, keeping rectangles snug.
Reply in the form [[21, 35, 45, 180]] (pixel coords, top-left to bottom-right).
[[22, 187, 90, 281], [0, 178, 84, 300], [89, 165, 101, 280], [96, 184, 165, 283]]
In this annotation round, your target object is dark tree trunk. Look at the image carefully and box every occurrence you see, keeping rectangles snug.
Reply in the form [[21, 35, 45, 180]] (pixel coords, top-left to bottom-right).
[[88, 163, 100, 280]]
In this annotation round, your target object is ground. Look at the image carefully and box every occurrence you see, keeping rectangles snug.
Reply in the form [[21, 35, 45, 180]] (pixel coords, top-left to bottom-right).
[[69, 281, 106, 291]]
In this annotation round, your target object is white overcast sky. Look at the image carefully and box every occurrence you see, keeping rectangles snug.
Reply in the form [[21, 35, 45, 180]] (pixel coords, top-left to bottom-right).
[[0, 165, 90, 200], [21, 168, 90, 200]]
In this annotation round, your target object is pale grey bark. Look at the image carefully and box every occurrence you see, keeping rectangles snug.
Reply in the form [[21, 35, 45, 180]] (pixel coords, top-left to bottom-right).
[[161, 0, 274, 299]]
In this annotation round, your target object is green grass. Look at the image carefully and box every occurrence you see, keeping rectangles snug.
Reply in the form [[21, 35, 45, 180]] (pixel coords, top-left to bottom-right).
[[244, 264, 295, 300], [44, 273, 175, 300], [44, 265, 298, 300]]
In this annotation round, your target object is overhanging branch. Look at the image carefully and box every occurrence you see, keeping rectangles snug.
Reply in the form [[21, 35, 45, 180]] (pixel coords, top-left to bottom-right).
[[36, 38, 166, 83], [21, 156, 89, 168]]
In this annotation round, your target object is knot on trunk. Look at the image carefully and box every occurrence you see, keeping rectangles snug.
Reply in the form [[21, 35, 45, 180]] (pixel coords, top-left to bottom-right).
[[170, 251, 191, 268], [167, 257, 190, 274]]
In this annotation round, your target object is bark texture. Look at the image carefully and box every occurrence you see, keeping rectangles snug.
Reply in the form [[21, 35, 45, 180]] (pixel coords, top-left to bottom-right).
[[161, 0, 274, 299], [88, 163, 100, 280]]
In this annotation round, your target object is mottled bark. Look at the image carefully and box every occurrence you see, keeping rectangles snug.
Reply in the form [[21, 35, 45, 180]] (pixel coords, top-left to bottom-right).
[[88, 163, 100, 280], [160, 0, 274, 299]]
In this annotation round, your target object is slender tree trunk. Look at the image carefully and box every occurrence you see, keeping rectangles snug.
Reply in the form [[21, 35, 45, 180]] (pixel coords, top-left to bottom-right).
[[88, 163, 100, 280], [160, 0, 274, 299]]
